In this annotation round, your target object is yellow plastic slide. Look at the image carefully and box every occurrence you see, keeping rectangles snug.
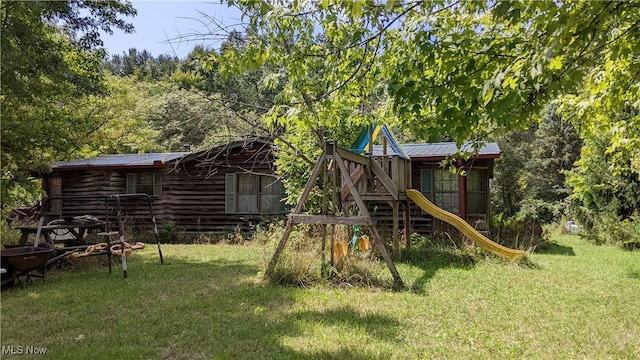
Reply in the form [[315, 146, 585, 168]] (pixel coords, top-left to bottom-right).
[[406, 189, 525, 261]]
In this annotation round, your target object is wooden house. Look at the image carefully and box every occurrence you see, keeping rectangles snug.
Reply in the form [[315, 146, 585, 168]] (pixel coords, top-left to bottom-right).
[[42, 138, 287, 233], [42, 134, 499, 240], [370, 142, 500, 238]]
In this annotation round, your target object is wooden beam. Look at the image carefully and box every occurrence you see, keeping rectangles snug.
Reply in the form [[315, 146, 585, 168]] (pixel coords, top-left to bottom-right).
[[369, 160, 398, 200], [335, 147, 369, 166], [335, 149, 403, 287], [266, 222, 295, 278], [342, 165, 364, 200], [266, 151, 326, 279], [288, 215, 372, 226], [404, 201, 411, 249], [392, 201, 400, 260], [360, 194, 397, 201], [293, 153, 326, 215], [334, 151, 370, 217], [368, 225, 403, 286], [458, 157, 466, 220]]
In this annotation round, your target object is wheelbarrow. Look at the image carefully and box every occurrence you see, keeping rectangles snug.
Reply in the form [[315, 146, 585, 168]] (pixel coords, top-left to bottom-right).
[[1, 246, 55, 287]]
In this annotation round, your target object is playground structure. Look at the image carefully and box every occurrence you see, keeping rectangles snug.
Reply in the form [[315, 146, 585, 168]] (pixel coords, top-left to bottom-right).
[[266, 131, 525, 286]]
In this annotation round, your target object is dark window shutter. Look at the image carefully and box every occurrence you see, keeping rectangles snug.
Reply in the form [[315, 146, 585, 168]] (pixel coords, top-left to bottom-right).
[[225, 173, 236, 214]]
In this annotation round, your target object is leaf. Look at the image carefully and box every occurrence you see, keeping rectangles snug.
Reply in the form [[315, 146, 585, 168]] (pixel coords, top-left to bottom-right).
[[549, 55, 564, 70], [483, 87, 494, 106], [503, 76, 518, 90], [443, 107, 457, 119], [352, 0, 365, 18]]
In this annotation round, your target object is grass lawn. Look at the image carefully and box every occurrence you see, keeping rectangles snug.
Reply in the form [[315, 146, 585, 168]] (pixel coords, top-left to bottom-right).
[[1, 234, 638, 359]]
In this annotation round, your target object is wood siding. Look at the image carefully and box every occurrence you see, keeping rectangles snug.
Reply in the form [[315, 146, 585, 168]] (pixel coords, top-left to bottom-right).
[[46, 143, 496, 239], [45, 142, 285, 234]]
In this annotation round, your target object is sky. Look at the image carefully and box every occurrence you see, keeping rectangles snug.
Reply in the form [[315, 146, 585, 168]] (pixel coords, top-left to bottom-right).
[[101, 1, 244, 59]]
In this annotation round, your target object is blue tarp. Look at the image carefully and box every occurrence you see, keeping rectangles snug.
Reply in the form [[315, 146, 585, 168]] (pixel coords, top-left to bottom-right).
[[350, 124, 409, 160]]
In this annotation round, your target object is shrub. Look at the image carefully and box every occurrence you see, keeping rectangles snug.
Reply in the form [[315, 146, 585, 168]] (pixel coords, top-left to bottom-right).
[[252, 219, 285, 245], [226, 225, 246, 245], [491, 214, 548, 251], [619, 217, 640, 250], [0, 219, 22, 247], [159, 220, 179, 243], [264, 233, 323, 287]]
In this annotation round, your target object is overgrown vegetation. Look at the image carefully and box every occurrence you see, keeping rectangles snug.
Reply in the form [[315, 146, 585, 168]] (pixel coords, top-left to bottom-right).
[[2, 235, 638, 359], [490, 101, 581, 248], [566, 107, 640, 247]]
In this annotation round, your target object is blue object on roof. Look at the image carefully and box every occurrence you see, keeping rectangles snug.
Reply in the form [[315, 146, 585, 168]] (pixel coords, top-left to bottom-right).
[[379, 125, 410, 160], [350, 124, 409, 160]]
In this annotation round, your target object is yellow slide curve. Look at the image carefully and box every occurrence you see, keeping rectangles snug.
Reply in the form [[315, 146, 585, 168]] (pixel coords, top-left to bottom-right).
[[406, 189, 525, 261]]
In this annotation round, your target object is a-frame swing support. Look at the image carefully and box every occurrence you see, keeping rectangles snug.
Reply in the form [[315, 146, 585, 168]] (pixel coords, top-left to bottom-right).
[[266, 141, 404, 286]]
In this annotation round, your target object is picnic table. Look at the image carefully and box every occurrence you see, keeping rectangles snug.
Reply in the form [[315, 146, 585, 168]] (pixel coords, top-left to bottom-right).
[[17, 220, 104, 248], [12, 218, 119, 278]]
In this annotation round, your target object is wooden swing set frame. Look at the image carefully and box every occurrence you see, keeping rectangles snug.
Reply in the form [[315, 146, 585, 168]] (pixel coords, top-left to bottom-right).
[[266, 141, 412, 286]]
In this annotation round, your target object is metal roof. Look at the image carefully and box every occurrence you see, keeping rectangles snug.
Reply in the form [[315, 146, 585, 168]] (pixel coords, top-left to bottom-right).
[[371, 142, 500, 159], [51, 152, 191, 169], [49, 138, 275, 171]]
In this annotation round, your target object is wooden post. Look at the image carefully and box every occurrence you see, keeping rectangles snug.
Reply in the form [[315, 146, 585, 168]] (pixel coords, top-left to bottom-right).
[[392, 201, 400, 260], [383, 136, 387, 156], [367, 125, 373, 153], [404, 201, 411, 249], [458, 157, 466, 220], [266, 223, 295, 276], [265, 152, 326, 279], [331, 152, 339, 272], [322, 156, 330, 267], [368, 225, 403, 286]]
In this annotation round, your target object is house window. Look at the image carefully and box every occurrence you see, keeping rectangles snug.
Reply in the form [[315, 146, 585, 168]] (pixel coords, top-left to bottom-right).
[[420, 169, 459, 215], [226, 173, 286, 214], [126, 173, 162, 197], [466, 170, 487, 215]]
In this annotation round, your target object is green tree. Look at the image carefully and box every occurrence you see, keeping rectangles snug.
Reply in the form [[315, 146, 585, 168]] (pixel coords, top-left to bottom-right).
[[491, 127, 536, 219], [74, 75, 163, 156], [566, 107, 640, 246], [1, 1, 135, 205], [140, 81, 251, 151], [218, 1, 639, 143], [527, 102, 582, 204], [511, 102, 583, 224], [105, 48, 180, 80]]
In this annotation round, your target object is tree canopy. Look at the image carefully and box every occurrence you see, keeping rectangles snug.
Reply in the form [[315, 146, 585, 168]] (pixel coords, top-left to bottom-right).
[[218, 1, 638, 145], [1, 1, 135, 204]]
